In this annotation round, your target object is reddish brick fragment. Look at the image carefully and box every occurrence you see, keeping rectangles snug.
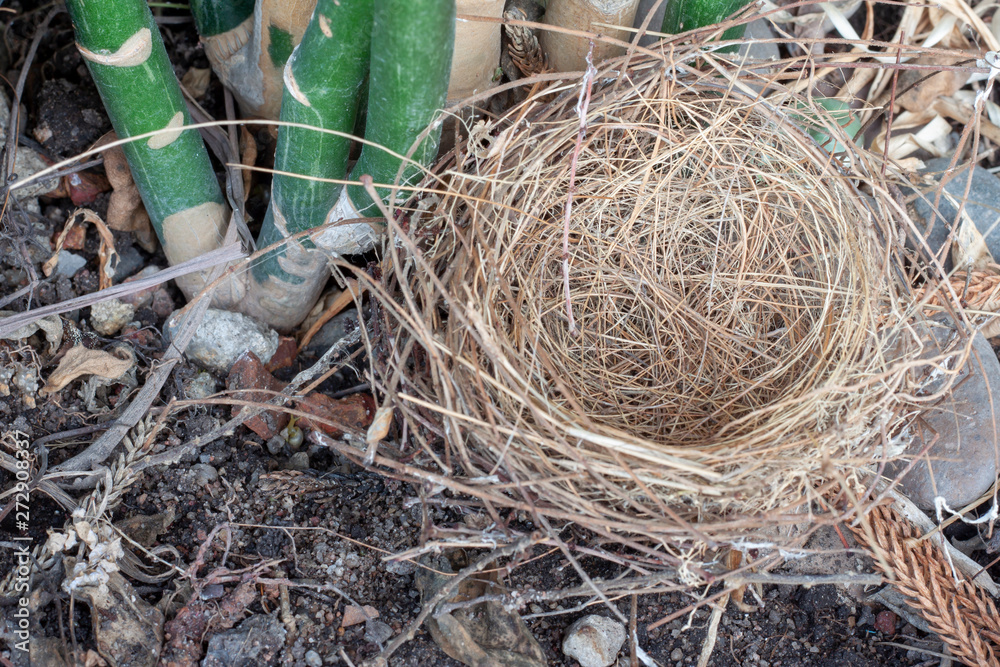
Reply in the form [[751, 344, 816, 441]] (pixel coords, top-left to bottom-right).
[[226, 351, 289, 440], [296, 392, 374, 437], [265, 336, 297, 372]]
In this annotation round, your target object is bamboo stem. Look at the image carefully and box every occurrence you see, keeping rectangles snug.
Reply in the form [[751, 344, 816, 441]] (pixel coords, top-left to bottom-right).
[[540, 0, 640, 72], [243, 0, 374, 328], [66, 0, 235, 303]]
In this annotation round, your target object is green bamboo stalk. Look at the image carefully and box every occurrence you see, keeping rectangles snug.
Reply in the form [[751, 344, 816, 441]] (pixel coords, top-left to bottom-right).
[[244, 0, 374, 327], [661, 0, 749, 43], [189, 0, 254, 37], [66, 0, 234, 302], [249, 0, 455, 328], [341, 0, 456, 219]]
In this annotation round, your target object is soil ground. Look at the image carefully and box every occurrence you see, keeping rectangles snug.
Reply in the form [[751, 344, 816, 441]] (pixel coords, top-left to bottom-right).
[[0, 4, 996, 667]]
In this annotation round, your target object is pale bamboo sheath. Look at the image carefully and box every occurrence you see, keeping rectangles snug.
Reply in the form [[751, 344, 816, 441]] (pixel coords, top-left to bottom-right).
[[540, 0, 640, 72], [449, 0, 505, 101]]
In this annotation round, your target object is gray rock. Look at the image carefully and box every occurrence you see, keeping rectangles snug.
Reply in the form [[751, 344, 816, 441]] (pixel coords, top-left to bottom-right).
[[9, 144, 59, 198], [55, 250, 87, 278], [183, 371, 217, 400], [191, 463, 218, 486], [0, 89, 57, 199], [886, 327, 1000, 509], [304, 308, 360, 356], [89, 298, 135, 336], [287, 452, 310, 471], [562, 615, 626, 667], [113, 246, 145, 282], [909, 157, 1000, 272], [304, 650, 323, 667], [202, 613, 286, 667], [364, 620, 393, 645], [163, 308, 279, 374]]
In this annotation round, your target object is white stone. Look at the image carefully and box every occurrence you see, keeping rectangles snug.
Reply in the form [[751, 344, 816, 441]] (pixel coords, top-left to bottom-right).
[[562, 615, 626, 667], [163, 308, 279, 374], [90, 298, 135, 336]]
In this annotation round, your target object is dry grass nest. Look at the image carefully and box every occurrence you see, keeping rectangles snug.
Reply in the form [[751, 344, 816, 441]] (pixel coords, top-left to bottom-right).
[[363, 49, 966, 548]]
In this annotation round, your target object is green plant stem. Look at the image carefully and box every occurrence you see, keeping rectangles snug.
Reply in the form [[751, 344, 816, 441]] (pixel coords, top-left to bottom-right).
[[248, 0, 455, 329], [244, 0, 374, 327], [344, 0, 456, 217], [66, 0, 233, 302], [189, 0, 253, 37], [661, 0, 749, 42]]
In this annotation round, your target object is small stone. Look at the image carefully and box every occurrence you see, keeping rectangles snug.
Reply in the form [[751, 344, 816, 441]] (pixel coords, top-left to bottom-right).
[[886, 326, 1000, 509], [150, 288, 175, 319], [287, 452, 309, 470], [341, 605, 379, 628], [364, 620, 392, 645], [89, 298, 135, 336], [118, 266, 163, 309], [909, 157, 1000, 271], [874, 610, 897, 635], [385, 559, 416, 576], [304, 650, 322, 667], [112, 246, 144, 281], [164, 308, 279, 374], [202, 613, 286, 666], [55, 250, 87, 278], [304, 308, 360, 355], [183, 371, 217, 400], [670, 647, 684, 661], [10, 145, 60, 198], [191, 463, 218, 486], [562, 615, 626, 667]]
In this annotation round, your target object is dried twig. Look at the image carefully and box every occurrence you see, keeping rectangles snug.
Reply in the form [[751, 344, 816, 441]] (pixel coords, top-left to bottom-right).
[[561, 41, 597, 337]]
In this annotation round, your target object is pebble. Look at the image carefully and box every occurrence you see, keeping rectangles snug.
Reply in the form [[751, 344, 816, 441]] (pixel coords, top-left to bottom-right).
[[670, 647, 684, 661], [909, 157, 1000, 272], [287, 452, 310, 471], [364, 620, 393, 645], [89, 298, 135, 336], [55, 250, 87, 278], [117, 265, 163, 309], [163, 308, 279, 374], [304, 307, 359, 356], [304, 650, 322, 667], [183, 371, 217, 400], [886, 325, 1000, 509], [874, 610, 898, 635], [562, 615, 626, 667], [201, 613, 286, 666], [191, 463, 218, 487]]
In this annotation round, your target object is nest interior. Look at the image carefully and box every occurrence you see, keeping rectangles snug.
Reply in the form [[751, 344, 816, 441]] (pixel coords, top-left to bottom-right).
[[369, 55, 957, 545]]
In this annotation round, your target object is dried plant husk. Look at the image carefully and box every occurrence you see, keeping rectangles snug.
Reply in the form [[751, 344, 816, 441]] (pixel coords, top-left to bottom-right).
[[359, 43, 971, 559]]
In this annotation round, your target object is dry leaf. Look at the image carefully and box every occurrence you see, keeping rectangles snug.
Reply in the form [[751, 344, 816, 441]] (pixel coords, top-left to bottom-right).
[[0, 311, 63, 353], [94, 132, 158, 253], [896, 56, 968, 112], [870, 110, 952, 161], [181, 67, 211, 99], [41, 345, 135, 396], [239, 126, 257, 202], [44, 209, 120, 289], [366, 406, 393, 445]]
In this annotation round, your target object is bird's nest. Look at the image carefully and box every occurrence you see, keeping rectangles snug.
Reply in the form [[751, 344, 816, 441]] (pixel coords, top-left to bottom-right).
[[357, 47, 966, 552]]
